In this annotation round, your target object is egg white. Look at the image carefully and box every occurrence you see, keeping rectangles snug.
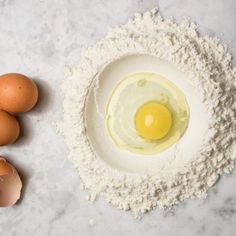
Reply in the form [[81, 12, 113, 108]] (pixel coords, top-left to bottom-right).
[[106, 72, 190, 154]]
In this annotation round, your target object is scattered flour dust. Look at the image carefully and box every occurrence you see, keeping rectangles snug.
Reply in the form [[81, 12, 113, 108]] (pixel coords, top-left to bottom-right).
[[59, 9, 236, 218]]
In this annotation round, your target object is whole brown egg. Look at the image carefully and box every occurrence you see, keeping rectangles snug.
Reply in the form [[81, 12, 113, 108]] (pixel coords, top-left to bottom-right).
[[0, 73, 38, 113], [0, 110, 20, 146]]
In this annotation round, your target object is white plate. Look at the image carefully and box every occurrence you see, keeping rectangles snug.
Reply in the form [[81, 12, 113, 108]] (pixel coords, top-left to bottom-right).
[[85, 54, 209, 175]]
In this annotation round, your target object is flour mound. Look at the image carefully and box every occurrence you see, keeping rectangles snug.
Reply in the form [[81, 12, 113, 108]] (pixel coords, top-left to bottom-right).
[[61, 9, 236, 217]]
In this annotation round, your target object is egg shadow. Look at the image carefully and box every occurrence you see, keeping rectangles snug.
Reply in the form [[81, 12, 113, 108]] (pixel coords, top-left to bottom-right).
[[13, 78, 53, 146], [30, 78, 53, 114], [15, 164, 29, 205], [13, 115, 33, 146]]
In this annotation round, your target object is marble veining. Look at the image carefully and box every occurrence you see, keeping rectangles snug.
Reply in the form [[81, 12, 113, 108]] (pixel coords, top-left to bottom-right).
[[0, 0, 236, 235]]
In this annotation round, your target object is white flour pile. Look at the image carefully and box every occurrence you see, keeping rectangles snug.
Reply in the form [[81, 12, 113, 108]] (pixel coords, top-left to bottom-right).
[[60, 9, 236, 217]]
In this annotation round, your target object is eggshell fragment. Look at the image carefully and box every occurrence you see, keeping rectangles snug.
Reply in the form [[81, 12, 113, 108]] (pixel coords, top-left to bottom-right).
[[0, 158, 22, 207], [0, 159, 12, 176], [0, 73, 38, 113], [0, 109, 20, 146]]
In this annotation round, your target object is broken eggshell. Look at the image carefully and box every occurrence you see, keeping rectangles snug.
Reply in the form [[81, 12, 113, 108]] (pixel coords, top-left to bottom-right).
[[0, 157, 22, 207]]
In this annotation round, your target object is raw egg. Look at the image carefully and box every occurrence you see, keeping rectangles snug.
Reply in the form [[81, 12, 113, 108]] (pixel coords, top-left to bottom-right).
[[106, 72, 190, 154], [0, 109, 20, 146], [0, 73, 38, 113], [0, 157, 22, 207]]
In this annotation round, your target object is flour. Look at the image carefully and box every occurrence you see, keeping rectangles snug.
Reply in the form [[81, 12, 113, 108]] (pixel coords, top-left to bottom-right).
[[60, 9, 236, 218], [89, 218, 96, 226]]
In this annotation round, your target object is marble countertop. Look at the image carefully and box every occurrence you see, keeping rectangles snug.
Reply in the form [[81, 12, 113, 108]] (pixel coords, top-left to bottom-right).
[[0, 0, 236, 235]]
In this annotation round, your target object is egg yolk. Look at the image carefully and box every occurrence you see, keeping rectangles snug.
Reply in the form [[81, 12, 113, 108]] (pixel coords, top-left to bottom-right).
[[135, 102, 172, 140]]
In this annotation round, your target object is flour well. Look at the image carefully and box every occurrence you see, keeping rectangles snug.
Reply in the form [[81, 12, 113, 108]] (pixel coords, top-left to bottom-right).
[[60, 9, 236, 217]]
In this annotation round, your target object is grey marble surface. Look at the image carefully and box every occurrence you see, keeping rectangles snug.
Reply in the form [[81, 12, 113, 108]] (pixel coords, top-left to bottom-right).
[[0, 0, 236, 235]]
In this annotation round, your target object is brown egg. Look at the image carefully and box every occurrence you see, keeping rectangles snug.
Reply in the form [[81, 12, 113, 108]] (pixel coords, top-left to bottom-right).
[[0, 109, 20, 146], [0, 157, 22, 207], [0, 73, 38, 113]]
